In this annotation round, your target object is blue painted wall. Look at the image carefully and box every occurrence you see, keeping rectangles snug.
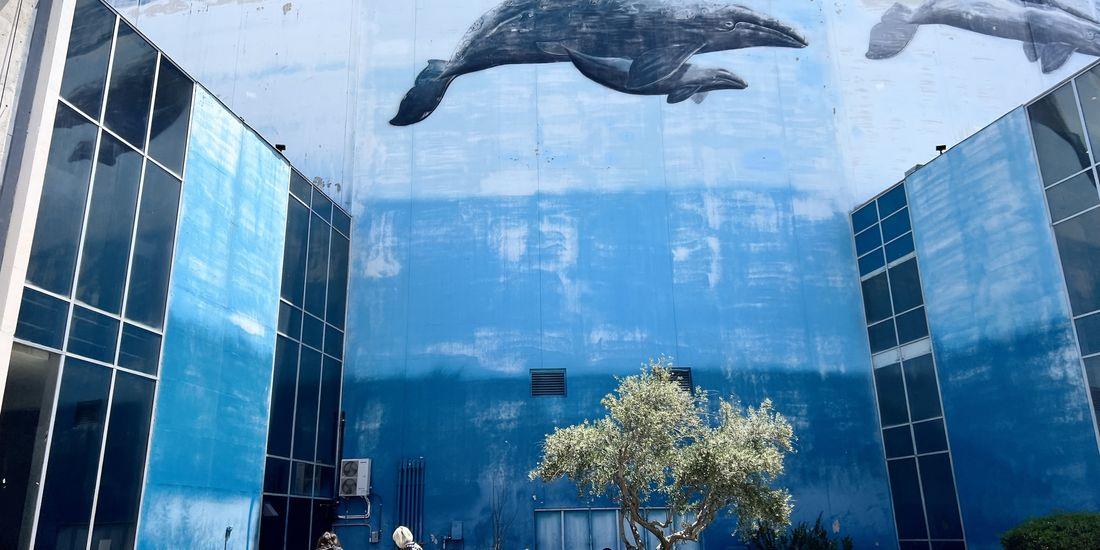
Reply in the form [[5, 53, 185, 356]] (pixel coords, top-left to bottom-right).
[[137, 89, 290, 550], [907, 109, 1100, 549]]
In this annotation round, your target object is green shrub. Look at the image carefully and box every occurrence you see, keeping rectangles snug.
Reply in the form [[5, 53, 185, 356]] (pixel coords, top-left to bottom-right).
[[1001, 512, 1100, 550], [744, 514, 853, 550]]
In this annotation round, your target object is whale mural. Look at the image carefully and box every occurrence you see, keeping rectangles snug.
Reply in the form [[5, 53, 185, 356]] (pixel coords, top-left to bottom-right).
[[867, 0, 1100, 73], [389, 0, 808, 126]]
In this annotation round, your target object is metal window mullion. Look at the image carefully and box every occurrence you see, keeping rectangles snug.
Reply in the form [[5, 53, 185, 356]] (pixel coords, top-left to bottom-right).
[[96, 14, 121, 124], [83, 368, 118, 550], [1050, 201, 1100, 226]]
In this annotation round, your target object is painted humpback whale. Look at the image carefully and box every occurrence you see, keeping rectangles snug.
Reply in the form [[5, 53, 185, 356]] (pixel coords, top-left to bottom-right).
[[563, 48, 748, 104], [389, 0, 808, 126], [867, 0, 1100, 73]]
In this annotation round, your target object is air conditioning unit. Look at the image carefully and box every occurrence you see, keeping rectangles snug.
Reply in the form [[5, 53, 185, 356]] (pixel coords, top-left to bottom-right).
[[339, 458, 372, 497]]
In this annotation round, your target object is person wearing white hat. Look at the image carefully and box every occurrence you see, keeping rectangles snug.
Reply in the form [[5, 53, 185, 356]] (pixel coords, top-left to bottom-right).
[[392, 526, 423, 550]]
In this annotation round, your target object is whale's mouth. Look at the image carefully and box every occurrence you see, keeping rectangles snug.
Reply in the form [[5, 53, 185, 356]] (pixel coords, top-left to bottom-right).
[[734, 21, 809, 49]]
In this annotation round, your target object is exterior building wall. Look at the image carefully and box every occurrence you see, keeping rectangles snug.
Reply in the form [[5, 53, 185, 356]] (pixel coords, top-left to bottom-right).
[[136, 88, 290, 550], [0, 0, 42, 174]]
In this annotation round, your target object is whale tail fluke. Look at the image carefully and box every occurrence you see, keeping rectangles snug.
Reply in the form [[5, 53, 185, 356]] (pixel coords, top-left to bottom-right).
[[866, 3, 918, 60], [390, 60, 456, 126]]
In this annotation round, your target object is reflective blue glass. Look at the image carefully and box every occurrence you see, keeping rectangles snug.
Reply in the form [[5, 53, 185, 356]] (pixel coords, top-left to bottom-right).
[[918, 453, 964, 539], [889, 259, 924, 312], [852, 204, 877, 233], [880, 208, 911, 242], [868, 318, 897, 354], [292, 347, 321, 461], [862, 273, 892, 325], [15, 288, 68, 350], [1055, 206, 1100, 316], [281, 197, 309, 306], [59, 0, 115, 116], [1029, 83, 1091, 185], [302, 314, 324, 351], [895, 307, 929, 345], [26, 104, 98, 294], [875, 363, 909, 426], [147, 59, 193, 174], [883, 425, 914, 459], [326, 232, 349, 329], [855, 227, 882, 257], [1086, 357, 1100, 428], [75, 132, 142, 313], [33, 358, 111, 550], [1076, 313, 1100, 356], [125, 163, 180, 328], [304, 214, 330, 318], [904, 354, 943, 422], [259, 496, 287, 550], [89, 372, 154, 550], [333, 208, 351, 236], [887, 458, 928, 540], [290, 173, 311, 205], [324, 325, 343, 360], [278, 301, 302, 339], [885, 232, 915, 263], [913, 419, 948, 454], [103, 22, 157, 147], [67, 306, 119, 363], [316, 356, 341, 465], [1078, 66, 1100, 157], [311, 188, 333, 222], [1045, 169, 1098, 222], [117, 323, 161, 375], [877, 184, 907, 218], [266, 337, 298, 457], [290, 461, 314, 496], [264, 457, 290, 494], [859, 248, 885, 276]]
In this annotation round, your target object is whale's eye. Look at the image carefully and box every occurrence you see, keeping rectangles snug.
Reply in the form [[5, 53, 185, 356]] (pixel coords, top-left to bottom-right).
[[720, 21, 736, 31]]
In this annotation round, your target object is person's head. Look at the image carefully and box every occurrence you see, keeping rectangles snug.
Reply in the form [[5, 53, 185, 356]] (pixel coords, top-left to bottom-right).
[[392, 526, 414, 547], [316, 531, 341, 550]]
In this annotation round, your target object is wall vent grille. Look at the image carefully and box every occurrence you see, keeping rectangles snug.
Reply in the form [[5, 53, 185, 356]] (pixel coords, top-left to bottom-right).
[[397, 458, 425, 541], [669, 368, 694, 394], [530, 368, 566, 397]]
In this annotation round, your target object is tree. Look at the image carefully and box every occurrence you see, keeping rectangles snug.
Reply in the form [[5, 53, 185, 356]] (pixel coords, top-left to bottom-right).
[[529, 358, 795, 550]]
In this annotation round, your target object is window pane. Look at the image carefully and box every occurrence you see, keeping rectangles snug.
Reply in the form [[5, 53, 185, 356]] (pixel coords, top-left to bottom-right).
[[259, 496, 287, 550], [15, 288, 69, 350], [931, 542, 965, 550], [1075, 312, 1100, 356], [869, 318, 897, 353], [883, 425, 914, 459], [326, 232, 349, 329], [1046, 169, 1099, 222], [76, 133, 142, 313], [125, 163, 180, 328], [885, 233, 915, 263], [311, 500, 333, 547], [302, 313, 324, 351], [852, 204, 877, 233], [1054, 207, 1100, 315], [889, 259, 924, 312], [292, 347, 321, 461], [880, 208, 911, 243], [877, 184, 907, 218], [316, 357, 341, 465], [896, 307, 929, 345], [0, 345, 60, 550], [286, 498, 312, 550], [855, 226, 882, 257], [147, 59, 193, 174], [26, 104, 98, 294], [90, 372, 155, 550], [1030, 83, 1091, 185], [117, 323, 161, 375], [904, 354, 943, 422], [266, 337, 298, 457], [900, 541, 931, 550], [103, 22, 157, 147], [290, 173, 311, 205], [67, 306, 119, 363], [33, 358, 111, 550], [913, 419, 948, 454], [59, 0, 115, 116], [918, 453, 964, 539], [281, 197, 310, 306], [875, 363, 909, 426], [315, 465, 335, 499], [324, 325, 343, 360], [1084, 356, 1100, 428], [535, 511, 564, 550], [312, 188, 333, 222], [862, 273, 892, 324], [304, 215, 330, 318], [1076, 66, 1100, 156], [264, 457, 290, 494], [887, 458, 928, 540], [859, 247, 885, 276], [290, 461, 314, 496], [278, 301, 302, 339], [564, 510, 592, 550], [333, 208, 351, 237]]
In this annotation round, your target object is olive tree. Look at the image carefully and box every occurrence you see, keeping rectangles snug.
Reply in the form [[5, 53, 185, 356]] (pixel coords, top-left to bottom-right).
[[529, 358, 794, 550]]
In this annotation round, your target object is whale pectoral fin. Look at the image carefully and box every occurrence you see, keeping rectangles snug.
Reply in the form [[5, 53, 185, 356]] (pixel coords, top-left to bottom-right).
[[1039, 43, 1075, 73], [866, 3, 917, 59], [1022, 41, 1039, 63], [627, 43, 705, 90], [667, 86, 702, 104], [691, 92, 709, 104]]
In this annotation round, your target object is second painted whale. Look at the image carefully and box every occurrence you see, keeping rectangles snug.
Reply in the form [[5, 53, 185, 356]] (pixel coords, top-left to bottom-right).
[[389, 0, 808, 126], [564, 47, 747, 104], [867, 0, 1100, 73]]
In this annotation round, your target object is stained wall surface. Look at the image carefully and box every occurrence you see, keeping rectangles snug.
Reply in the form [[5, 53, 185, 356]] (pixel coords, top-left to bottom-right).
[[137, 89, 290, 550]]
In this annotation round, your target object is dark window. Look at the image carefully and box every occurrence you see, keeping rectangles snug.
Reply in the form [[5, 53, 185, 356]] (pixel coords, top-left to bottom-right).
[[89, 372, 154, 550], [874, 364, 909, 426], [333, 208, 351, 237], [896, 307, 929, 345], [266, 337, 298, 457], [931, 542, 965, 550], [278, 301, 302, 339], [75, 132, 142, 313], [889, 259, 924, 313], [531, 368, 567, 397], [1075, 66, 1100, 156], [324, 325, 343, 360], [290, 173, 311, 205], [918, 453, 964, 539], [904, 354, 943, 422], [887, 458, 929, 540], [1046, 169, 1099, 222], [290, 461, 315, 496], [883, 425, 914, 459], [877, 184, 907, 218], [33, 359, 111, 550], [302, 313, 324, 351], [264, 457, 290, 494], [868, 318, 898, 353], [315, 465, 335, 499], [259, 496, 287, 550], [103, 22, 157, 147], [26, 104, 98, 295], [117, 323, 161, 375], [855, 227, 882, 257], [125, 163, 180, 328], [312, 188, 333, 222], [1030, 83, 1091, 185], [304, 215, 331, 318], [281, 197, 310, 306], [317, 357, 341, 465], [67, 306, 119, 363], [59, 0, 115, 116], [15, 288, 69, 349], [1054, 207, 1100, 315], [286, 498, 312, 550], [885, 233, 915, 263], [293, 347, 322, 461], [862, 273, 893, 324], [669, 367, 694, 393], [311, 500, 333, 544], [1084, 357, 1100, 428], [880, 208, 911, 244], [1075, 312, 1100, 356], [900, 542, 931, 550], [852, 204, 877, 233], [859, 247, 886, 276], [147, 59, 193, 174], [913, 419, 948, 454], [326, 232, 350, 329]]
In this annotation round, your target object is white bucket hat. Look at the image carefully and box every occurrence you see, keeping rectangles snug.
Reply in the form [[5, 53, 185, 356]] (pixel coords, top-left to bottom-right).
[[392, 526, 414, 547]]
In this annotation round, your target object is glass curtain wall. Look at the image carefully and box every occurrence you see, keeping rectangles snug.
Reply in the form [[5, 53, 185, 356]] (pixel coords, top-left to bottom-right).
[[1027, 69, 1100, 435], [0, 0, 192, 548], [852, 185, 966, 550], [260, 172, 351, 550]]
